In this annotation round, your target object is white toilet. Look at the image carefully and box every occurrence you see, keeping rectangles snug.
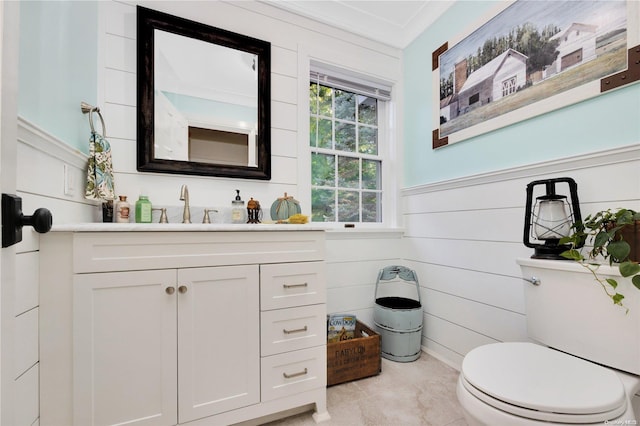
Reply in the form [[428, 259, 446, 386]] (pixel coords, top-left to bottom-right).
[[457, 258, 640, 425]]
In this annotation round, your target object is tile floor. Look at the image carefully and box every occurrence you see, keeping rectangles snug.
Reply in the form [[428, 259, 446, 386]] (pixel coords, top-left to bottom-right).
[[265, 353, 469, 426]]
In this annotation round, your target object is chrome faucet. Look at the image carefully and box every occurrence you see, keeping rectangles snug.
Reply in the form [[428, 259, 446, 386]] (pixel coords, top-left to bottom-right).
[[179, 185, 191, 223]]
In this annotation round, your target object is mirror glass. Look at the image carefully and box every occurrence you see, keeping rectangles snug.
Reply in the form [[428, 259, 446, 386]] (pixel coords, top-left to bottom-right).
[[137, 6, 271, 179]]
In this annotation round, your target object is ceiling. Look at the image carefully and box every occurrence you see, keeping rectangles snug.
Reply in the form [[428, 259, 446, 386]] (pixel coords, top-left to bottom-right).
[[263, 0, 454, 48]]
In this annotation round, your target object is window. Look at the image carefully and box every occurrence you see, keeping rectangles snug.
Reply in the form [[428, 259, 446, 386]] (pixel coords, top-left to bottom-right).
[[502, 76, 517, 97], [309, 68, 390, 223]]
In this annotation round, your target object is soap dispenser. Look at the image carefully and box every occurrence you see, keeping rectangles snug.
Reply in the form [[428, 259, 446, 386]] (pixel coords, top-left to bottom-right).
[[231, 190, 246, 224]]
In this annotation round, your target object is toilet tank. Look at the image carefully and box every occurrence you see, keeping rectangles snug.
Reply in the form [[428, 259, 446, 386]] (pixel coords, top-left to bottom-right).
[[518, 258, 640, 375]]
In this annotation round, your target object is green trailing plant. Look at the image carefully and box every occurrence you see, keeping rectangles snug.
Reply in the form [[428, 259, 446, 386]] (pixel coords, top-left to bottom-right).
[[560, 208, 640, 311]]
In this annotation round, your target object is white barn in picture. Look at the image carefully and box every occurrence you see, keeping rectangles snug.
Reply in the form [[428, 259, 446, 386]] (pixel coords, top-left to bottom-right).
[[549, 22, 598, 74], [449, 48, 527, 118]]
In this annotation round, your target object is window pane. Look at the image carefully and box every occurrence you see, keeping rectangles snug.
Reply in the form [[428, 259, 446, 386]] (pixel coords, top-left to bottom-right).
[[318, 85, 333, 117], [309, 117, 317, 147], [317, 118, 332, 149], [309, 83, 318, 114], [362, 192, 381, 222], [362, 160, 381, 190], [359, 126, 378, 155], [335, 90, 355, 121], [358, 95, 377, 125], [311, 153, 335, 186], [312, 189, 334, 222], [338, 190, 359, 222], [310, 78, 383, 225], [338, 156, 359, 188], [335, 122, 356, 152]]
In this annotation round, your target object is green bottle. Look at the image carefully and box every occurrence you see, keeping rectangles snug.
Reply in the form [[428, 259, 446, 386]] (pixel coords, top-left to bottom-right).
[[135, 194, 152, 223]]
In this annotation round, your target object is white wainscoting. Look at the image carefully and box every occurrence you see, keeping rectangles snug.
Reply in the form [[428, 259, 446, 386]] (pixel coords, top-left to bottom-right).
[[402, 143, 640, 369], [325, 230, 404, 326], [15, 118, 97, 426]]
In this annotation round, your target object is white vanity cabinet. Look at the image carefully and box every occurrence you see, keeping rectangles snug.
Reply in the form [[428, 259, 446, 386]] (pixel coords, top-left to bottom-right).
[[40, 228, 328, 426]]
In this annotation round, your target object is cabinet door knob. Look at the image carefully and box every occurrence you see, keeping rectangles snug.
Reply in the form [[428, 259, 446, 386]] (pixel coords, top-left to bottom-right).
[[166, 287, 175, 295], [178, 285, 188, 294]]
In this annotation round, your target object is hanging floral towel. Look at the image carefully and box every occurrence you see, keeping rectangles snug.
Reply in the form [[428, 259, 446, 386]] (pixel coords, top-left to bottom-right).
[[85, 131, 115, 200]]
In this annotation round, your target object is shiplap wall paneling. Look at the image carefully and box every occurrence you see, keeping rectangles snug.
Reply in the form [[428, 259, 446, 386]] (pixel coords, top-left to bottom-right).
[[326, 232, 403, 325], [402, 144, 640, 369], [15, 250, 39, 426], [15, 118, 97, 426], [99, 0, 400, 211], [100, 1, 302, 205]]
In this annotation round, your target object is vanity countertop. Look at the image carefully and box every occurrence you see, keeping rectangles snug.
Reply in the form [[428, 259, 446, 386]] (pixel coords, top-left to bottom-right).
[[50, 223, 326, 232]]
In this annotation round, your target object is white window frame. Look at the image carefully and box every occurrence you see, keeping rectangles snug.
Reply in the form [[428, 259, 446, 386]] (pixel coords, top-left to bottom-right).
[[297, 57, 398, 230]]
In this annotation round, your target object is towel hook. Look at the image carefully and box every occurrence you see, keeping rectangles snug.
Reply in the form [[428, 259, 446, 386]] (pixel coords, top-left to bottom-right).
[[80, 101, 106, 137]]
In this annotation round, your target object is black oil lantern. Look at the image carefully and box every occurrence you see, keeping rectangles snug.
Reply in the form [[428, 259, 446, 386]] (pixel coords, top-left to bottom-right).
[[523, 177, 582, 259]]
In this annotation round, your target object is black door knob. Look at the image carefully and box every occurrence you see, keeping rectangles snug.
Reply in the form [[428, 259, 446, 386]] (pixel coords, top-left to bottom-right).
[[2, 194, 53, 247], [22, 207, 53, 234]]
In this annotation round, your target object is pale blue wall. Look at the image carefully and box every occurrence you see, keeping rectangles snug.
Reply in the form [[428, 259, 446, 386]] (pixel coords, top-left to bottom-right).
[[18, 1, 98, 155], [403, 1, 640, 187]]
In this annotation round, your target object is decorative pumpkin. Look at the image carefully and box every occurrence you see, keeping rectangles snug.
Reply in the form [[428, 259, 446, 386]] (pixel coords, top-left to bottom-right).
[[270, 192, 301, 221]]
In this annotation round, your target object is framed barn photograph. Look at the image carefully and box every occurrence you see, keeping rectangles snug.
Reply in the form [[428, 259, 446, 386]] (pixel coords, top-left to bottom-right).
[[432, 0, 640, 149]]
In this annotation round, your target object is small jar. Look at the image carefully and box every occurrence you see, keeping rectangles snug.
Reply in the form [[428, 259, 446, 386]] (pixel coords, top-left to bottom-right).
[[102, 200, 114, 223], [135, 194, 152, 223], [116, 195, 130, 223]]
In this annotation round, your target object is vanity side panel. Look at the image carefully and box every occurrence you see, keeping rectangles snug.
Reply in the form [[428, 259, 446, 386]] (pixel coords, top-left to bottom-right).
[[39, 232, 75, 426]]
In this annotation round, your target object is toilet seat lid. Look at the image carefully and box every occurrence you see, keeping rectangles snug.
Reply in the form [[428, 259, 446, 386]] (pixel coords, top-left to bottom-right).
[[462, 342, 626, 418]]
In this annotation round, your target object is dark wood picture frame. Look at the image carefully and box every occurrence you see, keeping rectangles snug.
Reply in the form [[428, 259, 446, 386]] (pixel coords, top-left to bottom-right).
[[432, 0, 639, 149]]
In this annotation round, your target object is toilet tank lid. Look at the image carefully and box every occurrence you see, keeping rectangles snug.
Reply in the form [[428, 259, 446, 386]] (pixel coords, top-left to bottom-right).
[[462, 342, 626, 415], [516, 257, 620, 275]]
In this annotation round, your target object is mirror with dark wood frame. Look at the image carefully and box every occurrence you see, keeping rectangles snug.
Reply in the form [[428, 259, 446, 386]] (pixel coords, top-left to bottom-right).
[[137, 6, 271, 180]]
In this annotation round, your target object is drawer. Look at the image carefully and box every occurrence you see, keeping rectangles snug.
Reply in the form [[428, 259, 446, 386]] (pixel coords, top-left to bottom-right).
[[261, 346, 326, 402], [261, 304, 326, 356], [260, 262, 326, 310], [66, 231, 325, 273]]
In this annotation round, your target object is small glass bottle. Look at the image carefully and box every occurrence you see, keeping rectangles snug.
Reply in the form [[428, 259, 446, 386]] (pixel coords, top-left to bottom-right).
[[116, 195, 130, 223], [231, 190, 246, 224], [135, 194, 152, 223]]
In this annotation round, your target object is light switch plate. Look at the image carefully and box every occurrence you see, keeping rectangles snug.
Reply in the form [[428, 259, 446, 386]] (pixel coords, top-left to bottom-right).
[[64, 164, 75, 196]]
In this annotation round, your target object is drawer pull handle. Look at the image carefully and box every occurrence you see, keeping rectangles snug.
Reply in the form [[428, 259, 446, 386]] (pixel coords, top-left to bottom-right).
[[283, 326, 308, 335], [283, 368, 308, 379], [283, 282, 308, 289], [165, 287, 175, 295]]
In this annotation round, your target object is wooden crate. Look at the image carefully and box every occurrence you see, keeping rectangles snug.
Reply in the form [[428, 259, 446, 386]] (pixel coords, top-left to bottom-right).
[[327, 320, 381, 386]]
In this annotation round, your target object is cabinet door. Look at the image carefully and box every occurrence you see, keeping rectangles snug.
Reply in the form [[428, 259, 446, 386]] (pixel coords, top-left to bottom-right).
[[177, 265, 260, 423], [74, 270, 178, 426]]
